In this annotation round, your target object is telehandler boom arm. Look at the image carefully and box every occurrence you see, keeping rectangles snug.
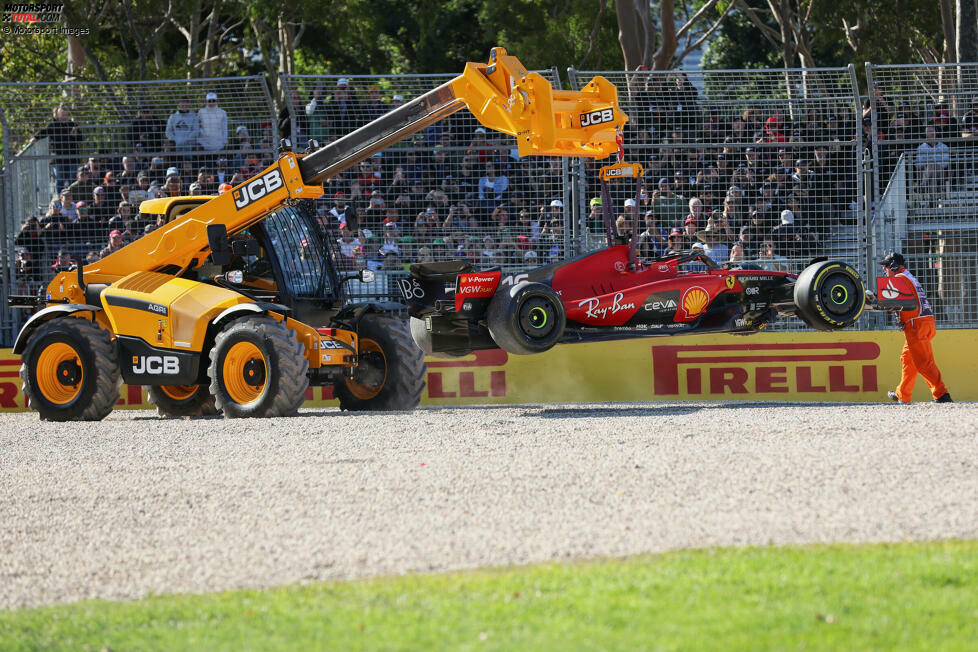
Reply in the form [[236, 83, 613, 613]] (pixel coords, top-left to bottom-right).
[[53, 47, 628, 297]]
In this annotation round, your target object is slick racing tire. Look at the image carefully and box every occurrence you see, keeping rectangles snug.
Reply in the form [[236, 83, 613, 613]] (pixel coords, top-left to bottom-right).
[[336, 313, 426, 411], [410, 316, 471, 358], [208, 315, 309, 418], [487, 281, 565, 355], [793, 260, 866, 331], [147, 384, 220, 418], [21, 317, 122, 421]]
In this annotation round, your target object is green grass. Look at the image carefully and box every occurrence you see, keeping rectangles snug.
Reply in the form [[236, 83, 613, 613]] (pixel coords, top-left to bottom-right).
[[2, 541, 977, 651]]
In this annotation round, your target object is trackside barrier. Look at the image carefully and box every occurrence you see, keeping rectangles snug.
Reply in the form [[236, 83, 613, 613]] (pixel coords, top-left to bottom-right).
[[1, 329, 973, 411]]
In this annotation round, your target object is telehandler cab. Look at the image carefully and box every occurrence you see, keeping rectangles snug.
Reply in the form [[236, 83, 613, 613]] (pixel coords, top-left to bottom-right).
[[9, 48, 628, 420]]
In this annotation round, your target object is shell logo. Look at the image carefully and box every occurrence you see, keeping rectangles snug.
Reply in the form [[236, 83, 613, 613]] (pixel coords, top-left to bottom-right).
[[681, 286, 709, 318]]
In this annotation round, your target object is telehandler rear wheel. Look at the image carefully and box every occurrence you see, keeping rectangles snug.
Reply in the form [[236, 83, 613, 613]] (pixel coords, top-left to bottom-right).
[[147, 384, 220, 417], [335, 313, 426, 411], [21, 318, 122, 421], [208, 316, 309, 418]]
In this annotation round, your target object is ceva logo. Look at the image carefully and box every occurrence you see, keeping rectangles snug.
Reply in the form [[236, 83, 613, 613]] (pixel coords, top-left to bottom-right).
[[651, 342, 881, 396]]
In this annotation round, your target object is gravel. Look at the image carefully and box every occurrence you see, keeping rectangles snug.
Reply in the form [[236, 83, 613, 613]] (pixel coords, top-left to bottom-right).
[[1, 402, 976, 609]]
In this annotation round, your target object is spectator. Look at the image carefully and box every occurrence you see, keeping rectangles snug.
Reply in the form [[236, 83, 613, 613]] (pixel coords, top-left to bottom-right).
[[89, 187, 113, 221], [15, 249, 41, 285], [188, 181, 205, 196], [198, 92, 229, 156], [915, 125, 949, 205], [637, 210, 667, 260], [729, 242, 745, 264], [328, 191, 358, 230], [98, 229, 127, 259], [278, 90, 310, 148], [308, 78, 360, 140], [128, 105, 165, 155], [146, 156, 167, 185], [29, 106, 83, 192], [165, 98, 199, 155], [67, 166, 96, 202], [478, 163, 509, 206], [772, 209, 814, 260], [664, 227, 685, 255], [15, 217, 45, 261], [758, 240, 789, 272], [50, 249, 75, 273]]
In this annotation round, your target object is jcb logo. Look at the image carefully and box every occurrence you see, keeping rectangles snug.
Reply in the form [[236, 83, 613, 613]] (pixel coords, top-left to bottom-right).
[[580, 108, 614, 127], [233, 169, 284, 210], [132, 355, 180, 375]]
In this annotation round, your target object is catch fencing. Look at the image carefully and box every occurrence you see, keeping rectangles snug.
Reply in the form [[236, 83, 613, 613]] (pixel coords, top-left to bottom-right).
[[2, 63, 978, 346], [867, 63, 978, 326]]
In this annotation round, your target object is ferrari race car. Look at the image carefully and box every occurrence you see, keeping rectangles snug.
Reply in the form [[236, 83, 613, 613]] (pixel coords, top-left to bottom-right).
[[402, 248, 890, 357], [401, 161, 915, 357]]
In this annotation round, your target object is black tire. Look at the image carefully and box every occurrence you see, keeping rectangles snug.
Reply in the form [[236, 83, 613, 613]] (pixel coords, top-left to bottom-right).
[[147, 384, 220, 418], [21, 318, 122, 421], [208, 316, 309, 418], [793, 260, 866, 331], [409, 316, 471, 358], [336, 313, 426, 411], [487, 281, 565, 355]]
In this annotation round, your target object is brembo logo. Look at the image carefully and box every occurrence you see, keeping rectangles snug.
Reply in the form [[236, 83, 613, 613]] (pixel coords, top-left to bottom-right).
[[580, 108, 614, 127], [233, 169, 284, 210], [651, 342, 881, 396], [132, 355, 180, 375]]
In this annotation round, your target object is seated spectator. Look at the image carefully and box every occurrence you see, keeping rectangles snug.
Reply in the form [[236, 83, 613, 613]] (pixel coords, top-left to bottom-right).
[[15, 249, 41, 285], [15, 217, 46, 261], [637, 211, 667, 260], [89, 187, 113, 221], [772, 209, 814, 259], [98, 229, 127, 259], [664, 228, 685, 255], [758, 240, 789, 272], [478, 163, 509, 207], [50, 249, 75, 273], [67, 166, 96, 201], [729, 242, 745, 264]]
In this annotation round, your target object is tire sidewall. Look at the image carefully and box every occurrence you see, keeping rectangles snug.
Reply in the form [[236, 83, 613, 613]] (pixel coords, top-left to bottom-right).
[[488, 281, 565, 354], [794, 261, 865, 329], [336, 313, 424, 411], [148, 384, 218, 417], [24, 321, 106, 420], [210, 322, 286, 418]]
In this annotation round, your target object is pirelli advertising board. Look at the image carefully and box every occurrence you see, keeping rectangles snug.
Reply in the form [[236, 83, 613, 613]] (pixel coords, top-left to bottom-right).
[[0, 330, 973, 411]]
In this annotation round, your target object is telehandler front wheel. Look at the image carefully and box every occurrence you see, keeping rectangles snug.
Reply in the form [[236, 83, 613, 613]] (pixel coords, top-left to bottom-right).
[[335, 313, 426, 411], [208, 316, 309, 418], [21, 318, 122, 421], [147, 384, 220, 418]]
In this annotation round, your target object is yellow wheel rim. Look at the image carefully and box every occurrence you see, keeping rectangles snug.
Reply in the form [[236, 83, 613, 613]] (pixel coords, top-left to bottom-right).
[[36, 342, 83, 405], [345, 338, 386, 400], [160, 384, 197, 401], [222, 341, 266, 405]]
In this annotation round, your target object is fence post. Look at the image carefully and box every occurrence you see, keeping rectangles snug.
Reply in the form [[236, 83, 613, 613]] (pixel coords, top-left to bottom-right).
[[0, 105, 13, 346]]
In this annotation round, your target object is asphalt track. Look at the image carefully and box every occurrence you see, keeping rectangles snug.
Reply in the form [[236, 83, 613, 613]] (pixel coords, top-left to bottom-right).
[[1, 401, 976, 609]]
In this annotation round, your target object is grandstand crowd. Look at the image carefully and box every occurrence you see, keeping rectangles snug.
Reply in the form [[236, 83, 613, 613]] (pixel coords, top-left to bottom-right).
[[14, 72, 963, 291]]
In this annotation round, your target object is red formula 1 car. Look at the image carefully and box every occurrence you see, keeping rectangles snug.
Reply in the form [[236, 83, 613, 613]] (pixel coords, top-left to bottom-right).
[[401, 163, 913, 357]]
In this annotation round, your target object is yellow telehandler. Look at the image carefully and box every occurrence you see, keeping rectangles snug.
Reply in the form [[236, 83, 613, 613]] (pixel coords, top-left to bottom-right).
[[8, 48, 627, 420]]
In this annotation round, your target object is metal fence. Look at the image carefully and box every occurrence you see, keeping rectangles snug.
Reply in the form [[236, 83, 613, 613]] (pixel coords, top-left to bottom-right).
[[279, 69, 571, 303], [3, 64, 978, 346], [867, 63, 978, 326], [0, 76, 278, 343]]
